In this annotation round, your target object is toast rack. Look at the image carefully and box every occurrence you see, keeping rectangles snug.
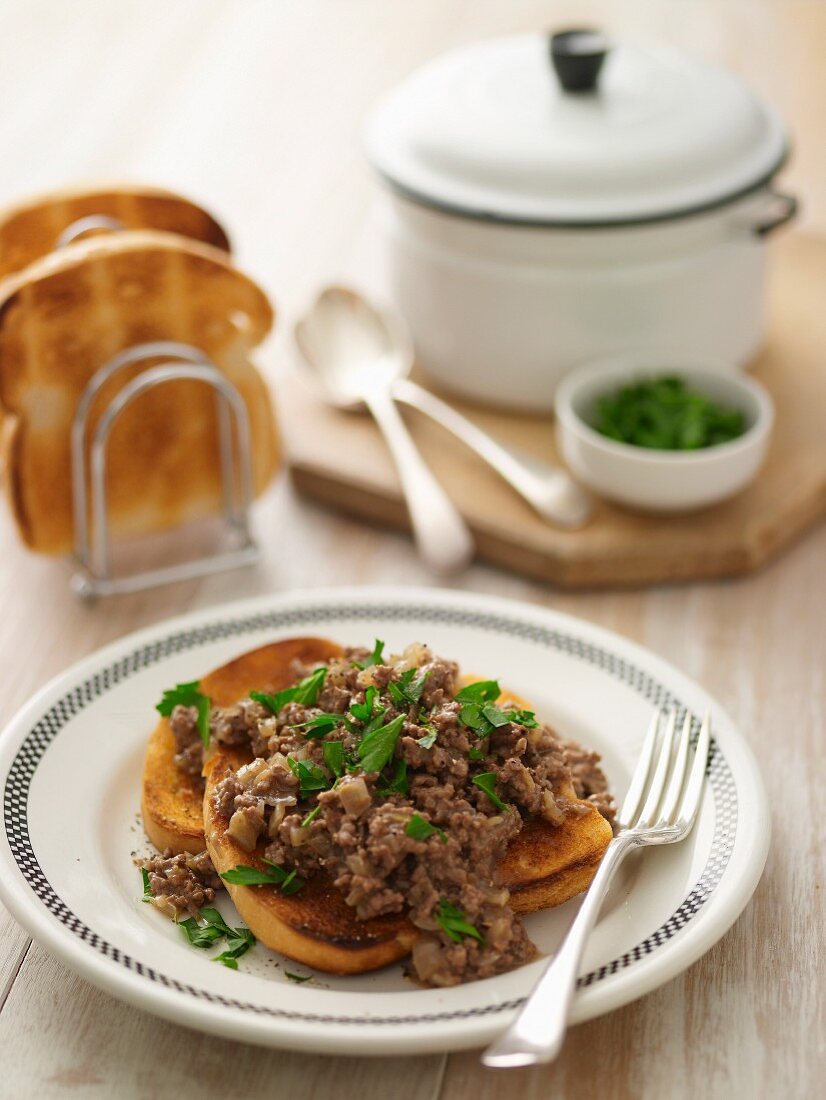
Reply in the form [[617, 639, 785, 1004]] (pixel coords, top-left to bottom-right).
[[70, 340, 259, 600]]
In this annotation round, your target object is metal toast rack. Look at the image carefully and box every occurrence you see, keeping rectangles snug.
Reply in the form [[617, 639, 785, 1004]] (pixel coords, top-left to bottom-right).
[[57, 215, 259, 599], [70, 340, 259, 600]]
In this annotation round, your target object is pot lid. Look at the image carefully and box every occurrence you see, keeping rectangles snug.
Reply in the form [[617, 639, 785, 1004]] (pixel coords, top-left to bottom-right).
[[363, 32, 788, 226]]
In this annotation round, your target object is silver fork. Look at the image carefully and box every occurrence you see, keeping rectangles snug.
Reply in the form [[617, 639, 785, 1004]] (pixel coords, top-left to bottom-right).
[[483, 709, 712, 1068]]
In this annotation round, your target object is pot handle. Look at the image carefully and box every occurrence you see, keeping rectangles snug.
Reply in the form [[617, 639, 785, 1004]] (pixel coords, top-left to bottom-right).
[[752, 190, 799, 237]]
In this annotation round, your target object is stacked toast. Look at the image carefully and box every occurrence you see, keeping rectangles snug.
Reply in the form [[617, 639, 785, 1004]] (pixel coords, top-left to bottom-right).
[[0, 185, 280, 554]]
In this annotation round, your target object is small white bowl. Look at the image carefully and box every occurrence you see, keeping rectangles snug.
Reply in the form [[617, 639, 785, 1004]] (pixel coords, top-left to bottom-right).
[[555, 358, 774, 512]]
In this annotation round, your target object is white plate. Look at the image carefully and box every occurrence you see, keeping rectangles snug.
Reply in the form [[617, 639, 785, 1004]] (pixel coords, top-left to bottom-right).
[[0, 588, 769, 1056]]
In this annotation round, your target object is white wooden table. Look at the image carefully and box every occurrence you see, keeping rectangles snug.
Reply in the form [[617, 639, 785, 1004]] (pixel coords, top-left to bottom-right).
[[0, 2, 823, 1096]]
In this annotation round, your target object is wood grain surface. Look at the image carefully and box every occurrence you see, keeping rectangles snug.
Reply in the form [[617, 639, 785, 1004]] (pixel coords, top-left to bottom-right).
[[285, 232, 826, 588], [0, 2, 823, 1098]]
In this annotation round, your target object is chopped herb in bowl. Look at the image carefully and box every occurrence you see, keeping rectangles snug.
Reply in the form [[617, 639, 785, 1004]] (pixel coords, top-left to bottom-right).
[[593, 376, 746, 451]]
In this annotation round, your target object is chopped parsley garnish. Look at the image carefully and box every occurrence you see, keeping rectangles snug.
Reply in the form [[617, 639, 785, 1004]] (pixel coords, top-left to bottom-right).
[[467, 746, 487, 762], [352, 639, 385, 670], [377, 758, 408, 797], [435, 899, 484, 944], [285, 971, 312, 983], [213, 926, 255, 968], [455, 680, 501, 705], [357, 712, 405, 773], [405, 813, 447, 843], [221, 860, 305, 895], [350, 686, 378, 724], [594, 376, 746, 450], [417, 728, 438, 750], [297, 712, 351, 739], [287, 757, 331, 798], [471, 771, 509, 811], [250, 667, 327, 716], [388, 668, 429, 710], [156, 680, 210, 747], [301, 803, 322, 827], [323, 740, 346, 777], [507, 707, 539, 729], [178, 916, 226, 948], [140, 867, 152, 902]]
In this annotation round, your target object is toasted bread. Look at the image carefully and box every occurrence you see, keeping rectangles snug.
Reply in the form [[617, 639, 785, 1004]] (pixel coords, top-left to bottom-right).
[[142, 637, 612, 974], [0, 230, 279, 553], [0, 184, 229, 279]]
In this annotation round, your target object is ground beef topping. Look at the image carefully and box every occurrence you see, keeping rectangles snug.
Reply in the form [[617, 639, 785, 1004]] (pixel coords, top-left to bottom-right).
[[154, 641, 614, 987], [139, 849, 221, 919]]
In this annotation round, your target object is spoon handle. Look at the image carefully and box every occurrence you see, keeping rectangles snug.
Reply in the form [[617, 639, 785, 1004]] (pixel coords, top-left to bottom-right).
[[392, 379, 591, 528], [363, 388, 474, 574]]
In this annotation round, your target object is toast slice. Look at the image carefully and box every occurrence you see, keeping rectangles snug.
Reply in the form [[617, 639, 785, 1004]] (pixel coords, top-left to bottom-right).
[[143, 637, 612, 975], [0, 184, 229, 279], [0, 230, 279, 553]]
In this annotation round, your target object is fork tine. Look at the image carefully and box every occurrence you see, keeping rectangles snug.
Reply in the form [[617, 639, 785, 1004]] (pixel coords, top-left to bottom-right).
[[658, 712, 692, 824], [637, 710, 677, 827], [619, 710, 662, 826], [676, 713, 711, 832]]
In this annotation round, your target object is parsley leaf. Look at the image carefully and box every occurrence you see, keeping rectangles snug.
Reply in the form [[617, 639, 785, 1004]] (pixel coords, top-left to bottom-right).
[[468, 746, 487, 762], [200, 907, 233, 936], [405, 813, 447, 843], [323, 740, 346, 777], [156, 680, 210, 747], [297, 712, 351, 739], [140, 867, 152, 902], [417, 728, 438, 750], [435, 899, 484, 944], [377, 758, 408, 797], [213, 926, 255, 968], [285, 971, 312, 983], [349, 686, 378, 724], [301, 803, 322, 827], [507, 707, 539, 729], [221, 860, 305, 894], [358, 713, 405, 773], [352, 639, 385, 670], [178, 916, 225, 948], [471, 771, 509, 811], [455, 681, 501, 705], [250, 667, 327, 716], [287, 757, 331, 798], [388, 668, 429, 710]]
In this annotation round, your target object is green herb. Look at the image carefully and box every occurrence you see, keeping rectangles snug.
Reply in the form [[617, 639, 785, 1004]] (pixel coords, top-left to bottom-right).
[[301, 803, 322, 827], [297, 712, 351, 739], [435, 899, 484, 945], [221, 860, 305, 895], [323, 740, 346, 777], [213, 926, 255, 968], [156, 681, 210, 747], [250, 667, 327, 716], [285, 971, 312, 983], [507, 707, 539, 729], [287, 757, 331, 798], [350, 686, 378, 724], [405, 813, 447, 843], [200, 907, 233, 936], [352, 639, 386, 670], [140, 867, 152, 902], [468, 746, 487, 762], [472, 771, 509, 811], [377, 758, 409, 797], [594, 376, 746, 450], [178, 916, 225, 949], [417, 728, 438, 749], [388, 668, 429, 710], [357, 712, 405, 773], [455, 681, 501, 705]]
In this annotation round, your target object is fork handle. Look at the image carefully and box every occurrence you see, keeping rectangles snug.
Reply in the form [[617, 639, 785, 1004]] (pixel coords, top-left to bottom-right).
[[483, 834, 635, 1068]]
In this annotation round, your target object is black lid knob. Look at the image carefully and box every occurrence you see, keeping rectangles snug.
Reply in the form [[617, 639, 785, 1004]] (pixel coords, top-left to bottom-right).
[[549, 29, 609, 93]]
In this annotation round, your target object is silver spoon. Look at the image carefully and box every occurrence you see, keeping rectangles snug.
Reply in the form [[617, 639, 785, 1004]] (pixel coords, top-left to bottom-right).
[[297, 287, 591, 530], [295, 287, 474, 574]]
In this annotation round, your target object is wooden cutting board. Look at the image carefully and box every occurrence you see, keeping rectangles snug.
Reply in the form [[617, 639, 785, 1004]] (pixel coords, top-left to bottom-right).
[[282, 232, 826, 588]]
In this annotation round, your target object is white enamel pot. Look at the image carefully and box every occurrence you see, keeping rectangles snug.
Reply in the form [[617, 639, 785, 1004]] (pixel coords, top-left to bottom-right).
[[364, 31, 797, 412]]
